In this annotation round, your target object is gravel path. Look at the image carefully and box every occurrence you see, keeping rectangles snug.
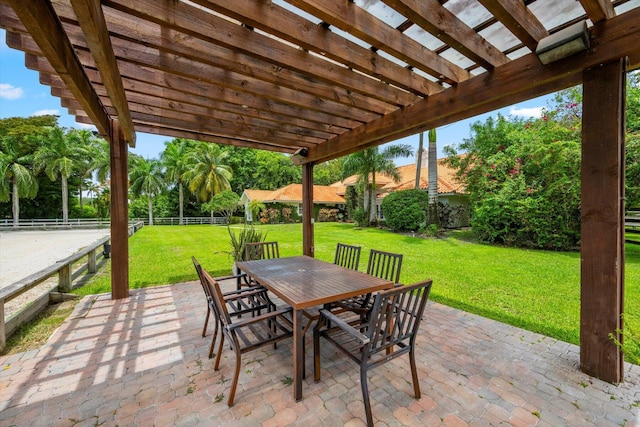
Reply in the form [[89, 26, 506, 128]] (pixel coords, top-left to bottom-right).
[[0, 229, 110, 317]]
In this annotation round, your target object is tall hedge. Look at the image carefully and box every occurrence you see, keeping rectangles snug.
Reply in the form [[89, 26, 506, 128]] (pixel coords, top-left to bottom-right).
[[381, 189, 428, 231]]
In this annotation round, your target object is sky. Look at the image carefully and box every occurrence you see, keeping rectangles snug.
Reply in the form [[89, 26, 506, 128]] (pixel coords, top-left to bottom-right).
[[0, 29, 555, 167]]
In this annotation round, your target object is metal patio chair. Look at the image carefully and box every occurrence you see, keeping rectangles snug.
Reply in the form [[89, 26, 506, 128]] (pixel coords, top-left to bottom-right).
[[201, 266, 293, 406], [313, 280, 433, 427]]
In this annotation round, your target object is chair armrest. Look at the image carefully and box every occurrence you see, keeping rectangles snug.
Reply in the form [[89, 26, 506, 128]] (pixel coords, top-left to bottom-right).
[[215, 272, 248, 281], [222, 286, 268, 301], [227, 307, 293, 330], [319, 309, 370, 345]]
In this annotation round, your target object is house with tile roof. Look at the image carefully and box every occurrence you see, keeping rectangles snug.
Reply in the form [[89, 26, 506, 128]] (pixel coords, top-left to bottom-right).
[[241, 155, 468, 226], [333, 155, 469, 227], [240, 184, 345, 222]]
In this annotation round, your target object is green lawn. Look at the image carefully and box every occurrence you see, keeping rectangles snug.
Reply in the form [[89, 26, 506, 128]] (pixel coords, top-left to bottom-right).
[[78, 222, 640, 364]]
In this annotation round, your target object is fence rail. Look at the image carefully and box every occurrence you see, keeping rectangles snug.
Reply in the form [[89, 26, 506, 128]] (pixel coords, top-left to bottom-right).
[[0, 221, 144, 351], [1, 217, 229, 229], [132, 217, 228, 226]]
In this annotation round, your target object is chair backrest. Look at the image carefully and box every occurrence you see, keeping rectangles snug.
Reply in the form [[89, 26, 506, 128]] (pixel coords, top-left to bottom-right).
[[245, 241, 280, 261], [366, 280, 433, 356], [334, 243, 361, 270], [192, 256, 213, 302], [200, 267, 232, 327], [366, 249, 403, 283]]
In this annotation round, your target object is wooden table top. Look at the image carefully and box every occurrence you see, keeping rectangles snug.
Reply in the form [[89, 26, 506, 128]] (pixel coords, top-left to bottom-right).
[[236, 255, 393, 310]]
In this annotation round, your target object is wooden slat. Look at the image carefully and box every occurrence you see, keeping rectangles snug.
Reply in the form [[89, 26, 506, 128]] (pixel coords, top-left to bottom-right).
[[478, 0, 548, 51], [382, 0, 508, 69], [48, 2, 398, 116], [579, 0, 616, 23], [6, 0, 111, 138], [100, 0, 419, 107], [70, 0, 136, 146], [192, 0, 438, 97], [301, 7, 640, 164], [287, 0, 470, 84]]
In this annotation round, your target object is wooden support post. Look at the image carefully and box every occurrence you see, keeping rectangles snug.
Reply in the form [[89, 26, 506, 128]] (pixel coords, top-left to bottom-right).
[[110, 120, 130, 299], [580, 58, 626, 384], [58, 264, 71, 293], [0, 300, 5, 352], [88, 249, 97, 273], [302, 162, 314, 257]]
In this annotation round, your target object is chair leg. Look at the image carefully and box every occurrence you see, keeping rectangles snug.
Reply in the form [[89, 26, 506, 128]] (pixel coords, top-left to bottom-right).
[[313, 329, 321, 382], [202, 306, 210, 337], [214, 334, 225, 370], [409, 348, 421, 398], [360, 366, 374, 427], [227, 347, 242, 407]]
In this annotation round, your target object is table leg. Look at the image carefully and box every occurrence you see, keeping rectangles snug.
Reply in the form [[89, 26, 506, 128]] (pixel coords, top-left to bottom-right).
[[293, 308, 303, 401]]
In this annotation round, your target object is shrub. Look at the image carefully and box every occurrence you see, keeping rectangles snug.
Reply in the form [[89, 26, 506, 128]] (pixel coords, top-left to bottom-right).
[[317, 208, 339, 222], [352, 208, 366, 226], [381, 189, 428, 231]]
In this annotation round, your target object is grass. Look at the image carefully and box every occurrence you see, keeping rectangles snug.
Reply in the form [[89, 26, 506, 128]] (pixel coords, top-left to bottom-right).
[[4, 222, 639, 364], [2, 300, 76, 355]]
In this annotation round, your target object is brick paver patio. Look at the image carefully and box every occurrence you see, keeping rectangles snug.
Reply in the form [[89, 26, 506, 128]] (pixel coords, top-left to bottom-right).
[[1, 281, 638, 426]]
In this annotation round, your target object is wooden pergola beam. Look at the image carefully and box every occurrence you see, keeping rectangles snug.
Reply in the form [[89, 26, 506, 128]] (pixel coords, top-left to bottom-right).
[[478, 0, 548, 51], [301, 7, 640, 165], [383, 0, 508, 69], [287, 0, 470, 84], [6, 0, 110, 138], [194, 0, 439, 97], [579, 0, 616, 23], [70, 0, 135, 147]]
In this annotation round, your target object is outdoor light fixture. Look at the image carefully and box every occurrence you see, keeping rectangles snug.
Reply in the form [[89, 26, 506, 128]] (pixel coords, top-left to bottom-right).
[[293, 147, 308, 157], [536, 21, 590, 65]]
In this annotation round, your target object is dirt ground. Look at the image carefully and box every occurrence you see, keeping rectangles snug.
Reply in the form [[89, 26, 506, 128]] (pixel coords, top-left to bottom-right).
[[0, 229, 110, 317]]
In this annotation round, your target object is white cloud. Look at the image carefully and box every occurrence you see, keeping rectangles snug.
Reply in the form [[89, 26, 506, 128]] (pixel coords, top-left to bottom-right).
[[32, 109, 60, 116], [509, 106, 544, 118], [0, 83, 24, 100], [77, 122, 97, 130]]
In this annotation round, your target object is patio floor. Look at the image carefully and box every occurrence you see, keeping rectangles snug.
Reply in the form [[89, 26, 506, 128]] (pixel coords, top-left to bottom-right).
[[1, 281, 638, 427]]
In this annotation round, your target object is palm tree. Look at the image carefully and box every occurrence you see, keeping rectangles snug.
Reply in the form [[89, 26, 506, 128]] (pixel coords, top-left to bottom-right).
[[68, 129, 101, 211], [342, 144, 413, 224], [427, 128, 440, 227], [129, 156, 164, 225], [92, 138, 111, 185], [34, 126, 85, 223], [0, 138, 39, 226], [161, 138, 194, 225], [186, 142, 232, 203]]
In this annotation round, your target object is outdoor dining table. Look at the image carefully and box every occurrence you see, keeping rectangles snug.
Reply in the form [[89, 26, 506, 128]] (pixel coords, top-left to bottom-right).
[[236, 255, 394, 401]]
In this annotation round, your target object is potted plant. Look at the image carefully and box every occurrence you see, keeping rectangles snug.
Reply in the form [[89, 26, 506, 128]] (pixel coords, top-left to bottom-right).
[[228, 224, 267, 273]]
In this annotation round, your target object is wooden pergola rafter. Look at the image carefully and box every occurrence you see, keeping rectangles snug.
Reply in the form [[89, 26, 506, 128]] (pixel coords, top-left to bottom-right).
[[2, 0, 639, 388]]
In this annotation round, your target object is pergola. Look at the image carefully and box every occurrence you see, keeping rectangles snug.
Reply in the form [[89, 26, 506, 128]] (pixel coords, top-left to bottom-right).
[[1, 0, 638, 385]]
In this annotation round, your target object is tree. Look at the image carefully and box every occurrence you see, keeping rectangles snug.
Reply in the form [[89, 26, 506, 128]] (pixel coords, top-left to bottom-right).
[[161, 138, 196, 225], [0, 139, 39, 226], [427, 128, 440, 227], [0, 116, 57, 224], [68, 129, 102, 210], [314, 158, 344, 185], [341, 144, 413, 225], [445, 112, 581, 249], [92, 138, 111, 185], [129, 156, 164, 225], [253, 150, 301, 190], [248, 199, 266, 223], [186, 142, 232, 202], [34, 126, 86, 223], [202, 190, 240, 223]]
